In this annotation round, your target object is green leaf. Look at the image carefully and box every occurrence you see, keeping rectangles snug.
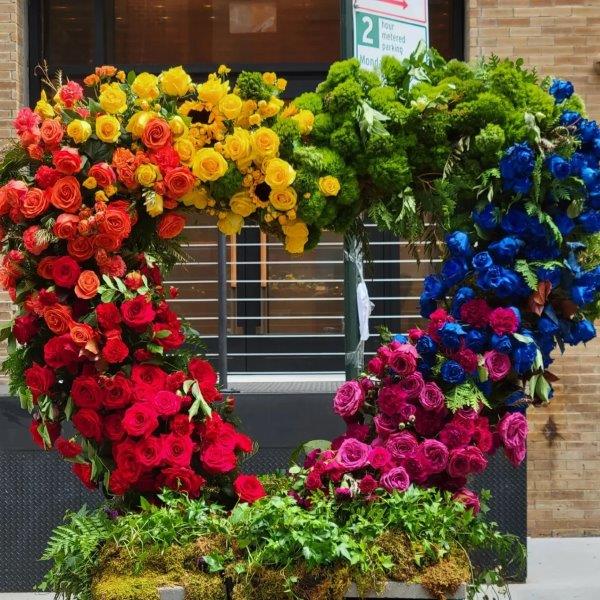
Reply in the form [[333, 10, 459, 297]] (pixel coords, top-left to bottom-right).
[[188, 382, 211, 420], [153, 329, 172, 339], [514, 259, 539, 290], [127, 70, 137, 85], [535, 375, 552, 403], [289, 439, 331, 467], [18, 386, 34, 412], [147, 342, 164, 355]]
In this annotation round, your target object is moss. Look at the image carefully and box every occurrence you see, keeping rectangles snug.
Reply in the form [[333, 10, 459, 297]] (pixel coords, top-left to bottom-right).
[[413, 549, 470, 600], [317, 59, 361, 94], [375, 531, 418, 583]]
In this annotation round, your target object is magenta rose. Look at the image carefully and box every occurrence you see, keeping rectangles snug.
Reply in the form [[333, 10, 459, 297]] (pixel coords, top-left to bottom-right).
[[438, 424, 471, 449], [367, 356, 385, 377], [377, 384, 408, 416], [417, 439, 449, 474], [380, 466, 411, 492], [333, 380, 365, 418], [388, 343, 418, 376], [448, 446, 487, 478], [453, 488, 481, 514], [489, 307, 520, 335], [454, 348, 479, 372], [368, 446, 392, 470], [385, 431, 418, 461], [484, 350, 512, 381], [453, 409, 478, 434], [346, 422, 370, 441], [419, 381, 445, 412], [413, 408, 446, 437], [402, 454, 428, 484], [397, 371, 424, 399], [374, 413, 398, 437], [498, 412, 528, 466], [336, 438, 370, 470]]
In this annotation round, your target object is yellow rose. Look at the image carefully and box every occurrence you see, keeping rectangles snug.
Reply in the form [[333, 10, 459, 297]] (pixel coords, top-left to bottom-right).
[[285, 236, 307, 254], [159, 66, 192, 97], [218, 212, 244, 235], [132, 72, 159, 100], [259, 97, 284, 118], [169, 115, 188, 138], [282, 219, 309, 240], [192, 148, 229, 181], [99, 82, 127, 114], [219, 94, 243, 120], [66, 119, 92, 144], [174, 136, 196, 165], [144, 191, 164, 217], [95, 114, 121, 143], [135, 163, 161, 187], [230, 192, 256, 217], [264, 158, 296, 190], [292, 109, 315, 135], [269, 187, 297, 212], [35, 91, 55, 118], [181, 187, 211, 209], [262, 72, 277, 86], [197, 77, 229, 105], [126, 110, 156, 138], [251, 127, 280, 161], [95, 190, 109, 203], [223, 128, 252, 164], [276, 78, 287, 91], [318, 176, 341, 197], [83, 177, 97, 190]]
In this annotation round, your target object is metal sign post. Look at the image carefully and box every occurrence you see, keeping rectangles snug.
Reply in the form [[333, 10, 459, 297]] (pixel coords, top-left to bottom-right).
[[217, 231, 229, 390]]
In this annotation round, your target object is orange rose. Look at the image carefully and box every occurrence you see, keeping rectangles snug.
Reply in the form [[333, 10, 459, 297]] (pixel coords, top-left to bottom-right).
[[67, 236, 95, 261], [70, 322, 96, 346], [88, 162, 117, 188], [164, 167, 195, 198], [92, 233, 121, 251], [36, 256, 56, 279], [141, 118, 171, 150], [51, 176, 82, 213], [98, 208, 132, 240], [157, 213, 186, 239], [43, 304, 74, 335], [21, 187, 50, 219], [40, 119, 63, 147], [75, 270, 100, 300], [111, 147, 135, 170], [53, 213, 80, 239]]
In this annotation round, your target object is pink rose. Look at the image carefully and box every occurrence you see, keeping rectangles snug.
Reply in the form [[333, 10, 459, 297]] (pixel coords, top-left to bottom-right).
[[388, 343, 418, 376], [397, 371, 424, 399], [402, 454, 428, 484], [498, 412, 528, 466], [336, 438, 370, 470], [448, 446, 487, 478], [333, 380, 365, 418], [419, 382, 445, 411], [368, 446, 391, 469], [489, 307, 520, 335], [484, 350, 512, 381], [453, 488, 481, 514], [367, 356, 385, 377], [385, 431, 418, 461], [380, 466, 410, 492], [374, 413, 398, 437], [417, 439, 449, 474]]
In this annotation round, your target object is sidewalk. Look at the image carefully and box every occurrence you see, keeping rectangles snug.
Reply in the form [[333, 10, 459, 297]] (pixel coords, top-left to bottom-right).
[[2, 537, 599, 599]]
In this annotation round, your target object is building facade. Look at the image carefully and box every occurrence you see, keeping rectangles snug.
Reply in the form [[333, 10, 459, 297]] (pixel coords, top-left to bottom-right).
[[1, 0, 600, 536]]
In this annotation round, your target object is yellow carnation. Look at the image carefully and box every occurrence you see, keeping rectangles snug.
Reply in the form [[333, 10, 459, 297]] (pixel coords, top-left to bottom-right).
[[269, 187, 297, 212], [251, 127, 280, 161], [144, 191, 164, 217], [83, 177, 97, 190], [219, 94, 243, 120], [259, 97, 284, 118], [174, 136, 196, 165], [230, 192, 256, 217], [66, 119, 92, 144], [35, 91, 55, 118], [223, 128, 252, 164], [262, 72, 277, 86], [159, 66, 192, 96], [282, 219, 309, 240], [218, 212, 244, 235], [126, 110, 156, 138], [292, 109, 315, 135], [95, 114, 121, 143], [318, 176, 341, 197], [197, 77, 229, 105], [181, 187, 211, 209], [135, 163, 161, 187], [264, 158, 296, 190], [192, 148, 229, 181], [99, 82, 127, 114], [168, 115, 188, 138], [285, 236, 307, 254], [131, 72, 159, 100]]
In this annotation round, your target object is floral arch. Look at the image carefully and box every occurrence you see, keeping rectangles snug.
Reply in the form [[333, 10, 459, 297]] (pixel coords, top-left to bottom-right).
[[1, 48, 600, 509]]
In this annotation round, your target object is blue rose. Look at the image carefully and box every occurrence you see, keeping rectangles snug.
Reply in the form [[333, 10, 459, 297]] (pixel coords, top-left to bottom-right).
[[441, 360, 467, 385], [446, 231, 471, 258], [451, 286, 475, 318], [581, 167, 599, 188], [472, 203, 498, 231], [570, 319, 596, 344], [589, 185, 600, 209], [477, 380, 493, 397], [439, 322, 466, 351], [593, 137, 600, 159], [549, 79, 574, 102], [570, 152, 591, 174], [578, 209, 600, 233], [500, 142, 536, 194], [537, 316, 559, 335], [579, 119, 600, 143], [546, 154, 571, 180], [505, 390, 527, 414], [523, 238, 561, 261], [501, 205, 530, 235], [472, 251, 494, 271], [553, 212, 574, 236], [441, 257, 469, 286], [416, 335, 437, 355], [422, 274, 446, 300], [535, 266, 561, 287], [491, 333, 513, 354], [478, 266, 526, 299], [393, 334, 408, 344], [512, 343, 537, 375], [419, 296, 438, 319], [466, 329, 488, 352], [571, 285, 595, 306], [489, 236, 524, 264], [560, 111, 581, 127]]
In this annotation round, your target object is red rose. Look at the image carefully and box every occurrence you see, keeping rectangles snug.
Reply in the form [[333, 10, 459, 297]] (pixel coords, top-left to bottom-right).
[[34, 165, 61, 189], [151, 145, 180, 172], [170, 414, 194, 437], [132, 364, 168, 391], [71, 376, 103, 409], [72, 463, 97, 490], [52, 147, 82, 175], [233, 474, 266, 504], [24, 363, 55, 400], [13, 313, 40, 344], [43, 333, 80, 368], [50, 176, 82, 213], [166, 371, 186, 392], [103, 412, 126, 442], [53, 213, 80, 240], [153, 322, 185, 350], [359, 474, 379, 495], [55, 436, 82, 458], [162, 433, 194, 467], [200, 443, 237, 474], [113, 440, 143, 483], [150, 390, 182, 416], [120, 295, 156, 330], [88, 162, 117, 188], [164, 168, 195, 199], [52, 255, 81, 288], [29, 419, 60, 449], [96, 302, 121, 329], [109, 468, 132, 496], [142, 118, 171, 149], [159, 466, 205, 498], [102, 337, 129, 364], [135, 436, 163, 469], [123, 403, 159, 437], [72, 408, 103, 442], [102, 373, 132, 410], [188, 357, 219, 401], [235, 433, 254, 453]]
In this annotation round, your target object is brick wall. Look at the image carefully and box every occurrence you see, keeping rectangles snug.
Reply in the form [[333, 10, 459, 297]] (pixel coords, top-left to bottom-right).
[[467, 0, 600, 537]]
